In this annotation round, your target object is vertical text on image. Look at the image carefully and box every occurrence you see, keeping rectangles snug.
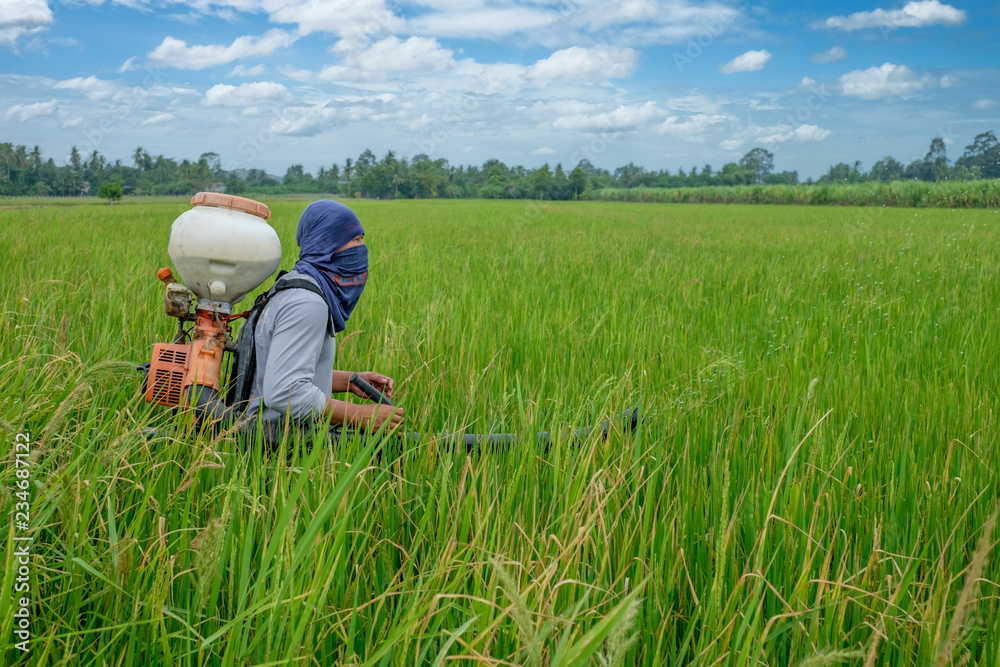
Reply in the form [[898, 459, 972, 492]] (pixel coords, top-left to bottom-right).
[[11, 431, 33, 653]]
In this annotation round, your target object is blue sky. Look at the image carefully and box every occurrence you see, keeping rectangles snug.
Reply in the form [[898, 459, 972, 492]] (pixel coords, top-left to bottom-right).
[[2, 0, 998, 179]]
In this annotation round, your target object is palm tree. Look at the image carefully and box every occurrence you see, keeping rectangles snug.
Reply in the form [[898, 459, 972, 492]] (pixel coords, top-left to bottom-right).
[[13, 145, 28, 190], [343, 158, 353, 197], [392, 172, 403, 198], [133, 146, 152, 172]]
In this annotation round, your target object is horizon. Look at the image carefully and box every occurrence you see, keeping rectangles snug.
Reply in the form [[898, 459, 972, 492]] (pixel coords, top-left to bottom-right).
[[2, 0, 999, 181]]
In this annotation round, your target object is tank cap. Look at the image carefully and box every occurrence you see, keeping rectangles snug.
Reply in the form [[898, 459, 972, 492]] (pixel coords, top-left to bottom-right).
[[190, 192, 271, 220]]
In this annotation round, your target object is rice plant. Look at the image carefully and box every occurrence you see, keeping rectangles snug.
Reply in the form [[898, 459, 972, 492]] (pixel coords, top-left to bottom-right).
[[2, 198, 999, 664]]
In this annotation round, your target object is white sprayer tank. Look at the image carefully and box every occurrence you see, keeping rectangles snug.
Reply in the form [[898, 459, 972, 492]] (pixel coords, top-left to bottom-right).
[[168, 193, 281, 308]]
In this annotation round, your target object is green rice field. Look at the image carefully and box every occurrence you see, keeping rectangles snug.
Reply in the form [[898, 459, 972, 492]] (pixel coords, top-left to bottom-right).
[[2, 197, 1000, 665]]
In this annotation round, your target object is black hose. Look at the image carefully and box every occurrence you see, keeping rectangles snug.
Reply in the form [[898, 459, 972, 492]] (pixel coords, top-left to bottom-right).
[[185, 384, 244, 425], [331, 407, 640, 453], [187, 373, 640, 454]]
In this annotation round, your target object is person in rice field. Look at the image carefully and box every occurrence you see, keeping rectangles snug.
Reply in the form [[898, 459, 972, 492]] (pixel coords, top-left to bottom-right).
[[243, 199, 403, 446]]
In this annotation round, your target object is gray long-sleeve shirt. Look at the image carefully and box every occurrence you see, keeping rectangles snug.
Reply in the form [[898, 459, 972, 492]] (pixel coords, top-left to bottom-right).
[[244, 271, 335, 425]]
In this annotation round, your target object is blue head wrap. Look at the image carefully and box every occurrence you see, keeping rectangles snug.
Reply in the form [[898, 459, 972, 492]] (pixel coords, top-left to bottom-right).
[[292, 200, 368, 333]]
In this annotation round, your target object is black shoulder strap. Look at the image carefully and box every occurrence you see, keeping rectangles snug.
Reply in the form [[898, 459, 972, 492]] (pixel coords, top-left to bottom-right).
[[269, 278, 334, 337], [227, 273, 335, 409]]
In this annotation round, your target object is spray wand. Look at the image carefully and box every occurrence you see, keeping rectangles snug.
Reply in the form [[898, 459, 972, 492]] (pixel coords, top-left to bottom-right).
[[345, 374, 638, 451]]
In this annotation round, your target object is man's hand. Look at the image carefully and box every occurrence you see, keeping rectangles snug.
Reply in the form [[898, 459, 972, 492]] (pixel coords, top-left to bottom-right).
[[325, 398, 404, 431], [355, 403, 404, 431], [349, 371, 395, 399]]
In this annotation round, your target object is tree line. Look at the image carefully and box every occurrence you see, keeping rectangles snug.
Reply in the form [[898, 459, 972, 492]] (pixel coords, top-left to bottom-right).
[[1, 131, 997, 200]]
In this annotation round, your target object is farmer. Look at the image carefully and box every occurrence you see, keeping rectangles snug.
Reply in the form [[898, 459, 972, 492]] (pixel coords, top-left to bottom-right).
[[243, 199, 404, 445]]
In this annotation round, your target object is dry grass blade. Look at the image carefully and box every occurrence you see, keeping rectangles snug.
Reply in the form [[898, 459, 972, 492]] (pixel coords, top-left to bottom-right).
[[935, 506, 998, 667]]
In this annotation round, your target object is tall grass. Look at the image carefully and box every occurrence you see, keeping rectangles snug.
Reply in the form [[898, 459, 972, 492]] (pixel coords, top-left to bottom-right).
[[2, 198, 999, 664], [591, 179, 1000, 208]]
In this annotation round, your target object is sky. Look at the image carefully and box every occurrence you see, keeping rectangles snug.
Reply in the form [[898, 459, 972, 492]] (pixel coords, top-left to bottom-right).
[[2, 0, 999, 180]]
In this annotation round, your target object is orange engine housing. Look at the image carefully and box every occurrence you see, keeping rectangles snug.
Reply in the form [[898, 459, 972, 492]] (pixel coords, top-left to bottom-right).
[[145, 309, 231, 408], [146, 344, 191, 406]]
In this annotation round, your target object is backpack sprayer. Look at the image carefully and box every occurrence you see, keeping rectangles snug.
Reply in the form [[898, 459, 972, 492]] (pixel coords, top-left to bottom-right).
[[141, 193, 280, 424], [141, 193, 639, 447]]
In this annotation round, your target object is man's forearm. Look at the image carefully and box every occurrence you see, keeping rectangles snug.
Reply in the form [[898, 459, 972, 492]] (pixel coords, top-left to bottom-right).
[[324, 396, 404, 431], [331, 370, 354, 394], [324, 396, 363, 426]]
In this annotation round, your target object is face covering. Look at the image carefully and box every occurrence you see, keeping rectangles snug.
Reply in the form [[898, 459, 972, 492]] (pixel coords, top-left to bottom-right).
[[292, 200, 368, 333]]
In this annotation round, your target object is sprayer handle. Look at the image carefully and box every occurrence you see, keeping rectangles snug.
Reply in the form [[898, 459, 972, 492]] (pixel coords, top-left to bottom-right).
[[349, 373, 395, 407]]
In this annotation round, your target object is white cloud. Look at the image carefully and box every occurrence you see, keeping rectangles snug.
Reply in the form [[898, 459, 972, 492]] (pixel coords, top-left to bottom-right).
[[757, 124, 831, 144], [269, 103, 339, 136], [0, 0, 52, 47], [552, 100, 663, 132], [407, 113, 432, 131], [748, 98, 781, 111], [810, 46, 847, 63], [359, 36, 452, 73], [532, 147, 557, 155], [460, 62, 530, 95], [230, 64, 267, 77], [939, 74, 958, 88], [792, 125, 831, 142], [665, 94, 724, 114], [801, 76, 817, 87], [814, 0, 965, 31], [142, 112, 174, 125], [269, 0, 403, 38], [657, 113, 731, 142], [53, 76, 118, 101], [720, 49, 771, 74], [204, 81, 290, 106], [408, 6, 552, 39], [587, 0, 753, 46], [297, 41, 636, 92], [401, 0, 749, 48], [972, 99, 998, 110], [235, 93, 401, 136], [839, 63, 933, 99], [580, 0, 662, 29], [720, 138, 744, 151], [118, 56, 138, 73], [5, 98, 56, 122], [525, 99, 596, 118], [316, 36, 454, 83], [529, 45, 638, 82], [148, 29, 293, 70]]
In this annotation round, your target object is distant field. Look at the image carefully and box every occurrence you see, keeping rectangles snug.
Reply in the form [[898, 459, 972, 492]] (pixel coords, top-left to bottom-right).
[[2, 198, 999, 665], [592, 179, 1000, 208]]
